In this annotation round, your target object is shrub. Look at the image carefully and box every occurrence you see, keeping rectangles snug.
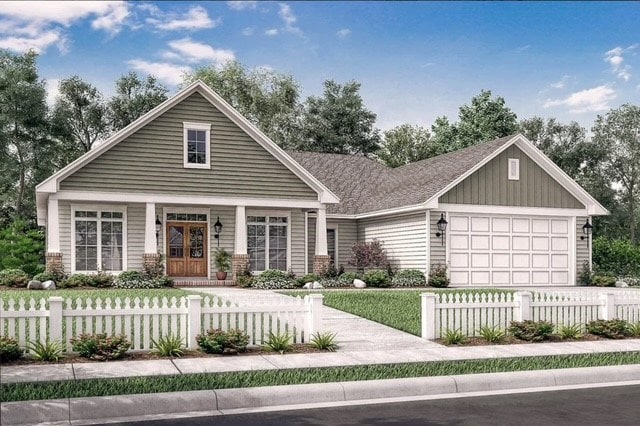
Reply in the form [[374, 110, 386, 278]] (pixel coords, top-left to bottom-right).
[[60, 273, 93, 288], [592, 237, 640, 277], [428, 264, 449, 288], [392, 269, 427, 287], [151, 334, 185, 357], [592, 274, 616, 287], [214, 248, 232, 272], [318, 278, 352, 288], [310, 332, 338, 351], [252, 269, 297, 290], [558, 324, 583, 340], [363, 269, 390, 287], [89, 271, 114, 288], [620, 276, 640, 287], [297, 273, 320, 286], [0, 336, 23, 362], [32, 272, 57, 283], [26, 340, 64, 362], [338, 272, 360, 286], [348, 239, 388, 271], [442, 329, 466, 345], [477, 325, 506, 343], [142, 253, 165, 278], [263, 332, 292, 354], [196, 329, 249, 354], [70, 333, 131, 360], [586, 319, 632, 339], [113, 270, 171, 289], [0, 220, 45, 277], [0, 269, 29, 287], [236, 267, 254, 288], [628, 323, 640, 337], [577, 260, 593, 286], [509, 320, 554, 341]]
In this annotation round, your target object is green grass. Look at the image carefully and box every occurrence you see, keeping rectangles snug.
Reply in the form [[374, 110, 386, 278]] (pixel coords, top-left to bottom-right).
[[2, 352, 639, 402], [281, 289, 513, 336]]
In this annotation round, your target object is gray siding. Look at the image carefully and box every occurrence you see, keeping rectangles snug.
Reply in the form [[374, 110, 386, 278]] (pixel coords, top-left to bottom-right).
[[357, 213, 427, 272], [307, 218, 358, 273], [59, 201, 72, 274], [127, 204, 145, 271], [576, 216, 590, 282], [209, 206, 236, 274], [290, 210, 306, 276], [429, 211, 446, 269], [60, 92, 317, 201], [439, 145, 584, 209]]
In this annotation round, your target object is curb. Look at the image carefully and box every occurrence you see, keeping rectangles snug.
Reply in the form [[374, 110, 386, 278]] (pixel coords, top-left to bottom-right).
[[3, 365, 640, 425]]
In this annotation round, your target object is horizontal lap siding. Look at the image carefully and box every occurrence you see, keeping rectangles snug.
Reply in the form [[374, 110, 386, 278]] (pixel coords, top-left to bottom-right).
[[576, 216, 590, 281], [59, 201, 72, 273], [308, 218, 358, 273], [430, 211, 446, 269], [127, 204, 145, 270], [358, 213, 427, 272], [291, 210, 306, 276], [439, 145, 584, 209], [60, 92, 317, 201], [209, 206, 236, 274]]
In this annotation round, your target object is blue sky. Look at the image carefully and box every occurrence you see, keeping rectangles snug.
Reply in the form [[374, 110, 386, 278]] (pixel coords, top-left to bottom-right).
[[1, 1, 639, 132]]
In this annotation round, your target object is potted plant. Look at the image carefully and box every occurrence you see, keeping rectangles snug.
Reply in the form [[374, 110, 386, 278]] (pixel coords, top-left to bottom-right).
[[215, 248, 232, 280]]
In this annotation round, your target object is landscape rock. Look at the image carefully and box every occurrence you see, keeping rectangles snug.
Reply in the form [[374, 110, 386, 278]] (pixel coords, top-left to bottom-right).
[[312, 281, 324, 289], [27, 280, 42, 290], [616, 280, 629, 288], [42, 280, 56, 290], [303, 282, 313, 289], [353, 279, 366, 288]]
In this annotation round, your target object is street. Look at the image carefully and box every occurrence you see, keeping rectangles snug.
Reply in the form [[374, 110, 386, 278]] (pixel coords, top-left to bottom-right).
[[115, 383, 640, 426]]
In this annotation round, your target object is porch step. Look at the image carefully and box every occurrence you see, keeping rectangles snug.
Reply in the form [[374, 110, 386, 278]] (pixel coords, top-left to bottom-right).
[[173, 279, 236, 287]]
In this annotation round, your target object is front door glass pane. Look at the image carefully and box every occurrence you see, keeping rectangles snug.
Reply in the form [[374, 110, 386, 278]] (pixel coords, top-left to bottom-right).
[[189, 226, 205, 258], [169, 226, 184, 258]]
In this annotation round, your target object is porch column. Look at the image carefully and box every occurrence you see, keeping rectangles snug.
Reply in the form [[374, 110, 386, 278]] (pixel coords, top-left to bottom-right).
[[45, 198, 63, 275], [313, 204, 331, 274], [232, 205, 249, 282], [143, 202, 160, 273]]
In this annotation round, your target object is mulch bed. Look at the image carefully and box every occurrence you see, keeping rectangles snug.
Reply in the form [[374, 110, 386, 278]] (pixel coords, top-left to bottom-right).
[[435, 334, 608, 346]]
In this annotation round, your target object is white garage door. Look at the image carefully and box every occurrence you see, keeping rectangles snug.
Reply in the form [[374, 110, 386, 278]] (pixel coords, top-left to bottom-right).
[[448, 215, 571, 286]]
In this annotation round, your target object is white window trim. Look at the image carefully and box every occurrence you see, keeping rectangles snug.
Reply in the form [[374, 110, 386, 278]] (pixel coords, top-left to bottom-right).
[[183, 122, 211, 169], [246, 210, 292, 273], [162, 207, 211, 279], [508, 158, 520, 181], [71, 204, 128, 274]]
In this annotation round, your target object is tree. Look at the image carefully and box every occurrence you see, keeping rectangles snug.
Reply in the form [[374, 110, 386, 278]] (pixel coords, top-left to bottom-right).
[[456, 90, 519, 149], [295, 80, 381, 155], [592, 104, 640, 244], [377, 124, 436, 167], [430, 116, 459, 154], [0, 219, 45, 276], [0, 50, 48, 220], [108, 72, 168, 131], [184, 61, 300, 147], [51, 76, 108, 154]]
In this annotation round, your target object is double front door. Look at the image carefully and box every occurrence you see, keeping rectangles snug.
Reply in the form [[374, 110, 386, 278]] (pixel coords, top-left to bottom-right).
[[166, 222, 207, 277]]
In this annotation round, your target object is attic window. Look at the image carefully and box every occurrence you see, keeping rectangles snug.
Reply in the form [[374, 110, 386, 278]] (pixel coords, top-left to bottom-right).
[[508, 158, 520, 181], [183, 122, 211, 169]]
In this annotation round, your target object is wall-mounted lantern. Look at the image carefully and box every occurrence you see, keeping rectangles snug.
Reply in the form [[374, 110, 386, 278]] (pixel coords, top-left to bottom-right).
[[214, 217, 223, 247], [581, 218, 593, 241], [155, 216, 162, 240], [435, 213, 448, 246]]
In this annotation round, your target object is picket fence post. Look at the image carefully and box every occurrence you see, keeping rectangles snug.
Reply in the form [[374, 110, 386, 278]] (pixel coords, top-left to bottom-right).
[[186, 295, 202, 349], [305, 294, 324, 339], [514, 292, 532, 322], [421, 293, 437, 340], [599, 292, 615, 320], [48, 297, 64, 343]]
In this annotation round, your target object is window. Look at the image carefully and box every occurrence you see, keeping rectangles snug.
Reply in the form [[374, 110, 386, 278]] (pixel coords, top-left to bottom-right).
[[508, 158, 520, 181], [183, 122, 211, 169], [327, 229, 337, 266], [73, 208, 125, 273], [247, 215, 289, 272]]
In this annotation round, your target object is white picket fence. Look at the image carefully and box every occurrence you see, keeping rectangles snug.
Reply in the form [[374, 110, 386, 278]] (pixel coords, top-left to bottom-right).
[[0, 294, 323, 352], [421, 290, 640, 339]]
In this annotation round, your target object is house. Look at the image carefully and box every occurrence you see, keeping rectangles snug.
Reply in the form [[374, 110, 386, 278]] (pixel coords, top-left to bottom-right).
[[36, 80, 608, 286]]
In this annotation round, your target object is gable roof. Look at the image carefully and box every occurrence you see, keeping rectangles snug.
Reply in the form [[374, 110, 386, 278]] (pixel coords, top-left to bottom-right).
[[289, 134, 608, 217]]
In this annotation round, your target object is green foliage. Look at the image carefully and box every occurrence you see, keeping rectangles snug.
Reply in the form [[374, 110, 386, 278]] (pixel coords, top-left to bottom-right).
[[338, 272, 360, 285], [142, 254, 165, 279], [477, 325, 506, 343], [442, 329, 466, 345], [252, 269, 297, 289], [70, 333, 131, 360], [26, 340, 64, 362], [318, 277, 352, 288], [558, 324, 583, 340], [0, 268, 29, 287], [196, 329, 249, 355], [428, 264, 449, 288], [391, 269, 427, 287], [60, 272, 113, 288], [214, 248, 231, 272], [113, 270, 171, 289], [0, 221, 44, 276], [0, 336, 23, 362], [592, 274, 616, 287], [509, 320, 554, 341], [151, 334, 185, 358], [348, 239, 388, 272], [586, 319, 632, 339], [592, 237, 640, 277], [628, 323, 640, 337], [33, 272, 57, 283], [236, 266, 254, 288], [297, 273, 320, 285], [108, 72, 168, 131], [310, 332, 338, 352], [378, 124, 438, 167], [363, 269, 390, 287], [577, 260, 593, 286], [620, 276, 640, 287], [263, 332, 292, 354]]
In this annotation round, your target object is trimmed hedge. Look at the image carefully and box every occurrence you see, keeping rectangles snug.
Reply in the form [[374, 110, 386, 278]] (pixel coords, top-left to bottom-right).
[[592, 237, 640, 277], [392, 269, 427, 287]]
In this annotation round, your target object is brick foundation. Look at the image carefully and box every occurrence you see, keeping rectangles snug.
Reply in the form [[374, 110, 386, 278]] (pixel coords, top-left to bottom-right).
[[142, 253, 161, 269], [313, 255, 331, 275], [45, 252, 63, 272], [231, 254, 250, 281]]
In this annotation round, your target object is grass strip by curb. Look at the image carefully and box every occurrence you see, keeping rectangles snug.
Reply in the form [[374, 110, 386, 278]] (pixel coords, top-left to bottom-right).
[[3, 352, 640, 402]]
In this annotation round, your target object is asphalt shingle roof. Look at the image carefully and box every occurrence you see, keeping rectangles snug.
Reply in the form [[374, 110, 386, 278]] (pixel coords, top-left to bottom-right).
[[288, 135, 515, 215]]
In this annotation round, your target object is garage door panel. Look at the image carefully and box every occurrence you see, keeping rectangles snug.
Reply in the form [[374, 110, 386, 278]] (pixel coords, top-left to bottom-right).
[[532, 254, 549, 268], [450, 253, 469, 268], [532, 271, 550, 284], [492, 253, 510, 268], [512, 219, 530, 233], [450, 216, 468, 232], [552, 271, 569, 284], [532, 237, 549, 251], [512, 254, 530, 268], [513, 271, 530, 284], [492, 271, 510, 284], [450, 235, 469, 249], [471, 253, 490, 268], [492, 235, 510, 250], [471, 235, 489, 250], [471, 217, 490, 232], [512, 236, 530, 250], [532, 219, 549, 233], [551, 220, 568, 234], [492, 217, 510, 233], [471, 271, 490, 285], [552, 254, 568, 268], [551, 237, 568, 251], [450, 271, 469, 285]]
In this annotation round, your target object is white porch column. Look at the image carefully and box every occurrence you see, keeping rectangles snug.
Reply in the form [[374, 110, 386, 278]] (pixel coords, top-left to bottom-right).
[[47, 198, 60, 253], [144, 202, 157, 254], [315, 205, 328, 256], [235, 205, 247, 254]]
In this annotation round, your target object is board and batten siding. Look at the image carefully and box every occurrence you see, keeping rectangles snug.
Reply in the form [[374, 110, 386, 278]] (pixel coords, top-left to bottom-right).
[[60, 92, 317, 201], [357, 213, 427, 272], [439, 145, 584, 209], [576, 216, 590, 282], [429, 211, 446, 269], [307, 218, 358, 273]]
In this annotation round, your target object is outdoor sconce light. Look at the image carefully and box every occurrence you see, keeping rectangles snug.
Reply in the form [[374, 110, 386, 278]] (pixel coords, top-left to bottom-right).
[[155, 216, 161, 239], [214, 217, 223, 247], [435, 213, 448, 246], [581, 218, 593, 241]]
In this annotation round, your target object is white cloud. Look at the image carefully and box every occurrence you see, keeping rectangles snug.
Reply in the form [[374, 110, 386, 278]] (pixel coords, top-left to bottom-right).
[[242, 27, 255, 36], [227, 1, 257, 11], [165, 38, 235, 64], [146, 5, 219, 31], [278, 3, 302, 35], [0, 30, 64, 54], [265, 28, 279, 36], [543, 85, 617, 114], [127, 59, 190, 86], [91, 2, 130, 35], [604, 45, 637, 81], [550, 75, 571, 89], [45, 78, 60, 107], [336, 29, 351, 38], [0, 1, 128, 27]]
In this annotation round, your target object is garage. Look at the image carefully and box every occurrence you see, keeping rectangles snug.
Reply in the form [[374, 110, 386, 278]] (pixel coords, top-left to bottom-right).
[[448, 214, 572, 286]]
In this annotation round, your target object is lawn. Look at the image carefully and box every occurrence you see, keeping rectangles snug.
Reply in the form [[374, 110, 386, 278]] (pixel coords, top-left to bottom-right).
[[282, 289, 514, 336]]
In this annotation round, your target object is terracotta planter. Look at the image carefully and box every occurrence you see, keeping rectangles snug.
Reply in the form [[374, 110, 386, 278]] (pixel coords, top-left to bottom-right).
[[216, 271, 228, 280]]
